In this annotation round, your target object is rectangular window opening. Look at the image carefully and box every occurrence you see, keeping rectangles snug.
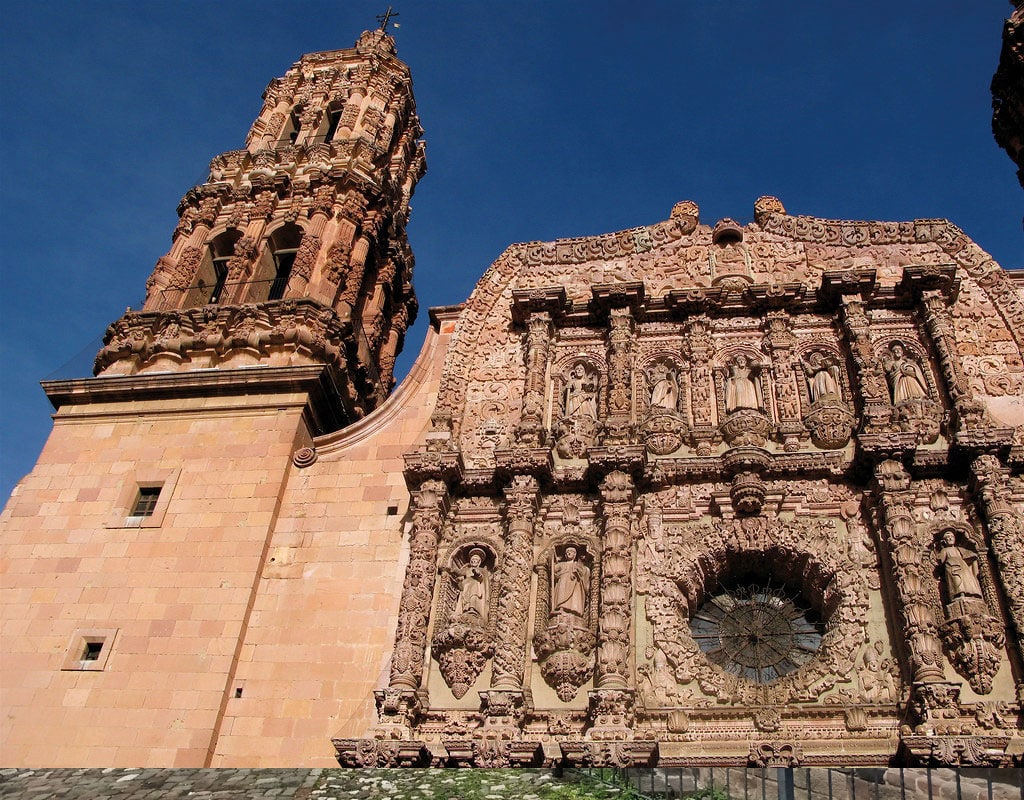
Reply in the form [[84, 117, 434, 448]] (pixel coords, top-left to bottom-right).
[[82, 641, 104, 661], [131, 486, 161, 518]]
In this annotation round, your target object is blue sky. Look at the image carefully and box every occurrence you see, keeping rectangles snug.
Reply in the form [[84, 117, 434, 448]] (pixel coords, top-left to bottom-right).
[[0, 1, 1019, 502]]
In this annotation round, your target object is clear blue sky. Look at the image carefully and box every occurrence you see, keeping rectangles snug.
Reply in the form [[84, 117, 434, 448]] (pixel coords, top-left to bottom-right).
[[0, 1, 1019, 502]]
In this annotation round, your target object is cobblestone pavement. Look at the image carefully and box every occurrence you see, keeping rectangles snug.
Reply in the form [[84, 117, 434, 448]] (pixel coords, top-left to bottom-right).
[[0, 768, 624, 799]]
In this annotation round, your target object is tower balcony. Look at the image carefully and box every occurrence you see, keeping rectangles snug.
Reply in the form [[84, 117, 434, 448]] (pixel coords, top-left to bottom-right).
[[94, 292, 386, 429]]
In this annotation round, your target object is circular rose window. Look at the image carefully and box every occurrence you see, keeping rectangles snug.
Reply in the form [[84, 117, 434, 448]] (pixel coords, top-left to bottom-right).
[[689, 583, 824, 683]]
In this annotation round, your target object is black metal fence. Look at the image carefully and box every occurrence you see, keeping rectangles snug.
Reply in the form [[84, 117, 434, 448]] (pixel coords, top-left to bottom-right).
[[576, 768, 1023, 800]]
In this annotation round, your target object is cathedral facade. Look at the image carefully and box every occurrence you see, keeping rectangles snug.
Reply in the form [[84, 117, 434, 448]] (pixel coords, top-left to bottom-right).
[[2, 29, 1023, 768]]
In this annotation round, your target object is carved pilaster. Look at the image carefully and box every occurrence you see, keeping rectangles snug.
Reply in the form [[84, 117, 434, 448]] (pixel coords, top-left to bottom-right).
[[490, 475, 541, 691], [970, 454, 1024, 668], [873, 460, 946, 684], [919, 289, 1009, 448], [603, 308, 635, 444], [517, 312, 553, 446], [596, 471, 635, 690], [389, 479, 450, 691], [837, 294, 890, 431], [683, 316, 716, 455], [762, 310, 802, 450]]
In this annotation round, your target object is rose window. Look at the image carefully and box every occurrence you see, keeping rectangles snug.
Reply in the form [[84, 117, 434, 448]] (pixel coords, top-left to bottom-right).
[[689, 583, 824, 683]]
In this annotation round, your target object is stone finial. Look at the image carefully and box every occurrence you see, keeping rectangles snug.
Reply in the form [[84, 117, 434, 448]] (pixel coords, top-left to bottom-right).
[[754, 196, 786, 225], [670, 200, 700, 226], [711, 217, 743, 244]]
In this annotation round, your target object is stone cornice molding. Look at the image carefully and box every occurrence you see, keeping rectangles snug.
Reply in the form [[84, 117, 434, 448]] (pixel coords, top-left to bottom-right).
[[42, 363, 345, 434]]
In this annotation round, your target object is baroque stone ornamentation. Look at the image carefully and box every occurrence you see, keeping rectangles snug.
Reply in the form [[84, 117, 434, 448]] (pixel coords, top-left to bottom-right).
[[644, 515, 869, 707], [533, 541, 598, 701], [431, 545, 496, 698], [355, 188, 1024, 766]]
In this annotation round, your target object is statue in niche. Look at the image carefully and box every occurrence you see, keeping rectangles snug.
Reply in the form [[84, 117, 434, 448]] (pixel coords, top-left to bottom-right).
[[883, 342, 929, 404], [563, 364, 598, 419], [725, 355, 764, 412], [936, 531, 983, 600], [803, 352, 843, 404], [649, 364, 679, 413], [452, 548, 490, 622], [551, 546, 590, 618]]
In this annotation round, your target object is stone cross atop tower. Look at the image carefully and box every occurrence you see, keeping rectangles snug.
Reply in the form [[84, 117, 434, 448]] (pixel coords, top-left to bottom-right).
[[95, 28, 427, 424]]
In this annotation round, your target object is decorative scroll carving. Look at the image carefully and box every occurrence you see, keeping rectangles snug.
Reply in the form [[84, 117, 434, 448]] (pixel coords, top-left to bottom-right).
[[683, 316, 716, 454], [167, 247, 203, 292], [289, 233, 322, 283]]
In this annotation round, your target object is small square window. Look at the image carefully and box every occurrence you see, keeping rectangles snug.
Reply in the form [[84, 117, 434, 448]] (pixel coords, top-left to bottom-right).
[[62, 628, 118, 671], [131, 486, 161, 517], [82, 641, 104, 661]]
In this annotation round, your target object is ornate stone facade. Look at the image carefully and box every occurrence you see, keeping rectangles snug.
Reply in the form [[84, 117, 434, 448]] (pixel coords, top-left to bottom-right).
[[2, 26, 1023, 770], [337, 196, 1024, 768]]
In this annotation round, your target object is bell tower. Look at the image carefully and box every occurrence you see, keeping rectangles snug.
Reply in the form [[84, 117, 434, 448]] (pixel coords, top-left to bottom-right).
[[96, 27, 426, 425]]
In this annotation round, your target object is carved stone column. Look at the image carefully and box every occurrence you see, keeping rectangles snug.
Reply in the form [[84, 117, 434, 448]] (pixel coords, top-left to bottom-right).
[[284, 186, 333, 299], [603, 307, 635, 444], [763, 310, 802, 450], [595, 470, 635, 689], [517, 312, 553, 446], [837, 294, 891, 431], [389, 478, 450, 691], [970, 454, 1024, 668], [339, 212, 380, 314], [489, 474, 541, 692], [683, 316, 716, 456], [918, 288, 1009, 447], [589, 470, 636, 740], [378, 299, 412, 393], [873, 460, 947, 684]]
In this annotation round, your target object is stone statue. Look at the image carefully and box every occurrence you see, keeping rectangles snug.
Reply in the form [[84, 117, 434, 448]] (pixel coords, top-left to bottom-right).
[[803, 352, 842, 403], [936, 531, 983, 600], [563, 364, 598, 419], [452, 548, 490, 621], [725, 355, 764, 412], [649, 365, 679, 412], [883, 343, 929, 404], [551, 546, 590, 618]]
